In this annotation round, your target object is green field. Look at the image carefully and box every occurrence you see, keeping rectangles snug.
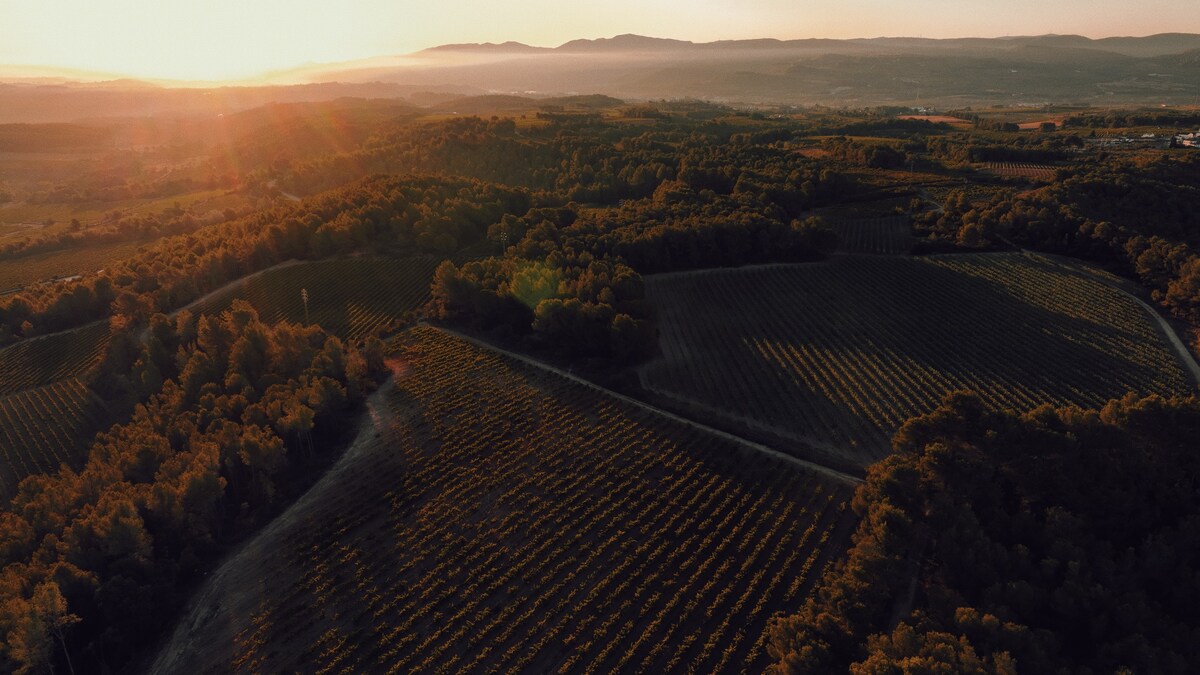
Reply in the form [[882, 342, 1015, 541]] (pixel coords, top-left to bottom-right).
[[153, 326, 856, 674], [0, 378, 107, 500], [190, 256, 440, 341], [642, 252, 1194, 466], [0, 321, 111, 395]]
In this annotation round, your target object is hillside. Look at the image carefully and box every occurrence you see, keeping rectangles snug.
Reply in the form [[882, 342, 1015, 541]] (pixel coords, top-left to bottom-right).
[[153, 326, 857, 674], [2, 98, 1200, 674], [0, 321, 110, 395], [313, 33, 1200, 108], [3, 34, 1200, 124], [642, 252, 1194, 466], [0, 378, 107, 499], [188, 256, 440, 342]]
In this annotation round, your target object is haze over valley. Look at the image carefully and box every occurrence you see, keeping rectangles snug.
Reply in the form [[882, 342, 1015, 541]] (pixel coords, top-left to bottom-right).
[[0, 3, 1199, 674]]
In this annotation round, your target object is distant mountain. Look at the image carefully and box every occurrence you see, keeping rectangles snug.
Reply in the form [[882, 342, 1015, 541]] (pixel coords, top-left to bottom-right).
[[0, 81, 428, 124], [420, 33, 1200, 58], [344, 33, 1200, 107], [428, 93, 625, 114], [556, 34, 695, 52], [3, 33, 1200, 122], [422, 41, 548, 54]]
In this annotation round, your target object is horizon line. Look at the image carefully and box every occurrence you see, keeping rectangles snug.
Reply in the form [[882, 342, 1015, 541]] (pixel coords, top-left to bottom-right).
[[1, 30, 1196, 88]]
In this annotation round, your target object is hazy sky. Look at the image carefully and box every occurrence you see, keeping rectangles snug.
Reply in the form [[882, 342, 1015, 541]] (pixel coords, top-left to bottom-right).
[[2, 0, 1197, 81]]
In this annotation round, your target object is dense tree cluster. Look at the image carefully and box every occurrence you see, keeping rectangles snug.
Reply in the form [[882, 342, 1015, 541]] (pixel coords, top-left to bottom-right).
[[545, 195, 837, 275], [430, 183, 837, 360], [0, 175, 531, 343], [0, 202, 247, 263], [916, 154, 1200, 325], [822, 137, 908, 169], [432, 254, 651, 361], [0, 111, 872, 348], [923, 136, 1071, 164], [280, 114, 863, 211], [0, 303, 383, 674], [281, 115, 677, 200], [769, 391, 1200, 674], [1062, 111, 1200, 129]]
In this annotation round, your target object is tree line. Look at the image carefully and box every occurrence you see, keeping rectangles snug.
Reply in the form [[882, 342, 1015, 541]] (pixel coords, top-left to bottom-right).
[[0, 303, 386, 674], [769, 390, 1200, 673], [0, 174, 532, 344], [916, 153, 1200, 330]]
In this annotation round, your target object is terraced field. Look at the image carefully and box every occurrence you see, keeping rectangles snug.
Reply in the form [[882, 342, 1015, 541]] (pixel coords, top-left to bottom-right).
[[154, 326, 856, 674], [0, 321, 111, 395], [0, 378, 107, 499], [190, 256, 440, 341], [643, 252, 1194, 465]]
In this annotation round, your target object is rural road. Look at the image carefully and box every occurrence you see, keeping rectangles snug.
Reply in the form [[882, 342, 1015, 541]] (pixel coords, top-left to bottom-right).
[[1018, 250, 1200, 388], [149, 373, 400, 674], [433, 325, 864, 486]]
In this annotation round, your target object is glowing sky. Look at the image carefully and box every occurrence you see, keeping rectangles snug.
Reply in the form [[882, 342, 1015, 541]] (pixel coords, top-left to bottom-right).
[[1, 0, 1197, 81]]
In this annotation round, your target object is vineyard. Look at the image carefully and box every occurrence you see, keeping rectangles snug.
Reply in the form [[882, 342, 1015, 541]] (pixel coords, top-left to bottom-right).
[[981, 162, 1058, 181], [190, 256, 440, 342], [643, 252, 1193, 466], [0, 321, 111, 395], [0, 378, 107, 500], [828, 215, 912, 255], [154, 326, 856, 674], [0, 240, 145, 293]]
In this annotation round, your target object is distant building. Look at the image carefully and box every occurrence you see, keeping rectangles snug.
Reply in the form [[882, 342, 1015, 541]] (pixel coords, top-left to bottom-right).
[[1174, 131, 1200, 148]]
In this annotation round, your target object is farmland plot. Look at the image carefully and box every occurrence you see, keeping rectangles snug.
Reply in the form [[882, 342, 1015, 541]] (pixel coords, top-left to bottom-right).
[[0, 240, 144, 292], [643, 253, 1192, 465], [153, 326, 856, 675], [828, 215, 912, 255], [0, 378, 106, 499], [982, 162, 1058, 181], [190, 256, 439, 342], [0, 321, 110, 395]]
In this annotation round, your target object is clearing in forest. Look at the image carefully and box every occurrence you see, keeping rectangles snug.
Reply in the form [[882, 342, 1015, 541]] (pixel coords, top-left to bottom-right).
[[153, 326, 856, 675], [643, 252, 1193, 466], [190, 256, 440, 341]]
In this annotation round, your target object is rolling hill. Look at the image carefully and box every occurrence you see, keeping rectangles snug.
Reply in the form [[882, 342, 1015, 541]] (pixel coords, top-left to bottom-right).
[[641, 252, 1195, 467], [153, 326, 858, 674]]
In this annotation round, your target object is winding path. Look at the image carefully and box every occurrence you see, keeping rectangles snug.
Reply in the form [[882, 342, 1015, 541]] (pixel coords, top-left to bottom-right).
[[1019, 250, 1200, 388], [149, 374, 400, 674]]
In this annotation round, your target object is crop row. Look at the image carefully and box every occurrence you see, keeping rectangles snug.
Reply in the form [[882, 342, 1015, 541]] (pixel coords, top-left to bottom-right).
[[192, 256, 440, 342], [983, 162, 1058, 180], [191, 326, 855, 674], [643, 253, 1192, 465], [0, 321, 110, 395], [0, 240, 146, 292], [0, 378, 106, 500], [828, 215, 913, 255]]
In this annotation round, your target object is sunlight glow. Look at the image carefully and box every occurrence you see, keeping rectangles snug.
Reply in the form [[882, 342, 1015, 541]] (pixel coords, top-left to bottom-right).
[[0, 0, 1196, 82]]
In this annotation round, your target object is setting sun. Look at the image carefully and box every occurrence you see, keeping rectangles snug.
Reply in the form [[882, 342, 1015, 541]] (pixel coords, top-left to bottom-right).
[[1, 1, 1199, 674], [1, 0, 1198, 81]]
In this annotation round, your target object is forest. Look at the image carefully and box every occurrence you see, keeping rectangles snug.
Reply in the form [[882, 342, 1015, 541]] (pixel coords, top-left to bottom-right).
[[0, 99, 1197, 673], [768, 391, 1200, 673]]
